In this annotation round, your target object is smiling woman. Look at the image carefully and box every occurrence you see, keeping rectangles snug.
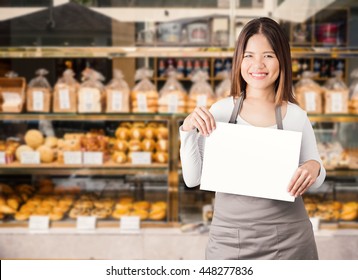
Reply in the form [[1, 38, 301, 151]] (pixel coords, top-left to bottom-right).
[[180, 17, 326, 260]]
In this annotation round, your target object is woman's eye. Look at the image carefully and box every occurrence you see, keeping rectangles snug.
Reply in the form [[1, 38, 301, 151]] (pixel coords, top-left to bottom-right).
[[244, 54, 252, 58]]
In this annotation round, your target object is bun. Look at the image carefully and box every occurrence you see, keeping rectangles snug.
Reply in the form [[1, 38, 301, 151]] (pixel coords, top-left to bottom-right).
[[24, 129, 44, 149], [37, 145, 55, 163], [15, 145, 34, 161]]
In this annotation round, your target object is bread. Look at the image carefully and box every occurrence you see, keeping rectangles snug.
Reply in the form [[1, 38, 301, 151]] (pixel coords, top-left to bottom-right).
[[44, 136, 58, 148], [15, 145, 34, 161], [154, 152, 168, 163], [24, 129, 44, 149], [37, 145, 55, 163], [156, 139, 169, 152], [26, 87, 51, 112], [141, 139, 156, 152], [112, 151, 127, 164], [156, 127, 169, 140], [115, 127, 130, 140]]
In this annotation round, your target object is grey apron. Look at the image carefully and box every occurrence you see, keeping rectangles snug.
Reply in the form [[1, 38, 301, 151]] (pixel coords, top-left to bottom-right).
[[206, 96, 318, 260]]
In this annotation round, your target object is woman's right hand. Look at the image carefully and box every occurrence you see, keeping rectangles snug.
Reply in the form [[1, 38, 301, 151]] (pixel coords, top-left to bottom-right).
[[182, 106, 216, 136]]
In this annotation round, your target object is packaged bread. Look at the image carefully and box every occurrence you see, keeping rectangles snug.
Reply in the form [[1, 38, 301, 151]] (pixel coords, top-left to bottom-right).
[[131, 68, 158, 113], [78, 68, 104, 113], [158, 71, 187, 113], [0, 71, 26, 113], [323, 71, 349, 114], [53, 69, 78, 113], [348, 68, 358, 114], [187, 70, 216, 113], [26, 69, 52, 112], [105, 69, 130, 113], [294, 71, 323, 114], [215, 70, 231, 100]]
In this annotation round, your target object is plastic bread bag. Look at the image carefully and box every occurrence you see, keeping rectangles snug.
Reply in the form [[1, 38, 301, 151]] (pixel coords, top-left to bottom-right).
[[294, 71, 323, 114], [53, 69, 79, 113], [323, 70, 349, 114], [78, 68, 105, 113], [215, 70, 231, 100], [0, 71, 25, 113], [26, 68, 52, 112], [131, 67, 158, 113], [105, 69, 130, 113], [348, 68, 358, 114], [187, 70, 215, 112], [158, 70, 187, 113]]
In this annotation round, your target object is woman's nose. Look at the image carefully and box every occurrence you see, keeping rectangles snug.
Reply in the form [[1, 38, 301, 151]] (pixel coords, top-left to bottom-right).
[[253, 57, 265, 68]]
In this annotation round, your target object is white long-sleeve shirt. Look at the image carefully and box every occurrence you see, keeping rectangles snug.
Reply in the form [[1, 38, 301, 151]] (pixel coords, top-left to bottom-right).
[[180, 97, 326, 190]]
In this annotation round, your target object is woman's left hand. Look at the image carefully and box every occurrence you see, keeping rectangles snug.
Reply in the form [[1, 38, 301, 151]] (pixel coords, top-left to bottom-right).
[[287, 160, 321, 197]]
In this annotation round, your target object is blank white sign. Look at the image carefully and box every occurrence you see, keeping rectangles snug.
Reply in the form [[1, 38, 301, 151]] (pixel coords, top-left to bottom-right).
[[200, 122, 302, 202]]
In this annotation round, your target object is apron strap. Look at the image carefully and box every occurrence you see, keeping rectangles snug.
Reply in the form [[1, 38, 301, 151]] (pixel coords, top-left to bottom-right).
[[229, 96, 243, 124], [228, 95, 283, 129], [275, 105, 283, 130]]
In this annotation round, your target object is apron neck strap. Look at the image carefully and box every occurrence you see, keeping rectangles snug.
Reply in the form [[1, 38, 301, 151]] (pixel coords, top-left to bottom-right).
[[229, 95, 283, 130]]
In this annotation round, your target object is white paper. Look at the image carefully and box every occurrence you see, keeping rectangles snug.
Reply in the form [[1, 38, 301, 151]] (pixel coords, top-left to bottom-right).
[[64, 151, 82, 164], [33, 90, 44, 111], [20, 151, 40, 164], [111, 90, 123, 111], [0, 152, 5, 164], [168, 94, 179, 113], [131, 152, 151, 164], [304, 91, 316, 112], [331, 92, 343, 113], [29, 216, 49, 231], [120, 216, 140, 233], [76, 216, 96, 231], [59, 88, 70, 109], [136, 93, 148, 112], [200, 122, 302, 202], [83, 152, 103, 165]]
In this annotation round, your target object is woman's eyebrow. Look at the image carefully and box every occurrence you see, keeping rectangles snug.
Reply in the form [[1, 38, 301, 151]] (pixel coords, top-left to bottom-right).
[[244, 51, 275, 53]]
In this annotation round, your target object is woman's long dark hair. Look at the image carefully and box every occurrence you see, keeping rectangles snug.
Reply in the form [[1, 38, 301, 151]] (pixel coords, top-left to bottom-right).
[[230, 17, 297, 105]]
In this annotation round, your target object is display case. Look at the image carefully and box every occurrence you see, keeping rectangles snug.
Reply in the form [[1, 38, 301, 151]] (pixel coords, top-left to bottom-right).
[[0, 113, 184, 227]]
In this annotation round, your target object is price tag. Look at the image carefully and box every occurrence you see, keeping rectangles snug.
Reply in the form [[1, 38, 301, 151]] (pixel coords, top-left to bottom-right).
[[76, 216, 96, 231], [84, 90, 95, 112], [168, 94, 179, 113], [196, 95, 207, 107], [33, 90, 44, 111], [305, 92, 316, 112], [59, 88, 70, 109], [20, 151, 40, 164], [331, 92, 343, 113], [111, 90, 123, 111], [137, 93, 148, 112], [83, 152, 103, 165], [120, 216, 140, 233], [29, 215, 50, 231], [3, 92, 22, 106], [64, 151, 82, 164], [131, 152, 151, 164], [0, 152, 5, 164]]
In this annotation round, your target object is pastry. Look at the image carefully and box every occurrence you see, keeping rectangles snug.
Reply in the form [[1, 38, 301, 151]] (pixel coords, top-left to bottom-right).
[[37, 145, 55, 163], [15, 145, 34, 161], [24, 129, 44, 149]]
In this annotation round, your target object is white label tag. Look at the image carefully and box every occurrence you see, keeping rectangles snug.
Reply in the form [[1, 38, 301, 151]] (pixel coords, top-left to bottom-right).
[[111, 90, 123, 111], [29, 216, 50, 231], [76, 216, 96, 231], [131, 152, 151, 164], [20, 151, 40, 164], [59, 88, 70, 109], [3, 92, 22, 105], [196, 95, 207, 107], [331, 92, 343, 113], [120, 216, 140, 233], [168, 94, 179, 113], [83, 152, 103, 165], [304, 92, 316, 112], [64, 151, 82, 164], [137, 93, 148, 112], [84, 91, 94, 111], [0, 152, 5, 164], [33, 90, 44, 111]]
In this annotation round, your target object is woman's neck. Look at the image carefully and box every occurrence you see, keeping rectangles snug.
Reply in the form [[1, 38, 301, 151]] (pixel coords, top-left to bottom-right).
[[245, 87, 275, 103]]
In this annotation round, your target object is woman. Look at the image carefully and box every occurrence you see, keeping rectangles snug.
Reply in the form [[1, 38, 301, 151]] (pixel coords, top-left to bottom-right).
[[179, 17, 326, 260]]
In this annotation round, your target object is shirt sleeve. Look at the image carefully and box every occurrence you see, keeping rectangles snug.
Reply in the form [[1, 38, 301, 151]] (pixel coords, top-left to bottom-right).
[[300, 115, 326, 189], [179, 127, 206, 188]]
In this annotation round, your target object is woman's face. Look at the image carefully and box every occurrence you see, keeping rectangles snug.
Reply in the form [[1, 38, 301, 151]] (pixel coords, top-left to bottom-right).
[[240, 33, 280, 92]]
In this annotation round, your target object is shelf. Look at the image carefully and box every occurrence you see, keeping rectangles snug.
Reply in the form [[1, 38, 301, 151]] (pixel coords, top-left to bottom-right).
[[1, 112, 357, 122], [0, 163, 168, 176], [1, 46, 358, 58], [0, 112, 186, 121]]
